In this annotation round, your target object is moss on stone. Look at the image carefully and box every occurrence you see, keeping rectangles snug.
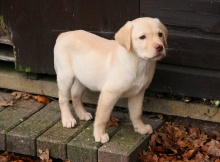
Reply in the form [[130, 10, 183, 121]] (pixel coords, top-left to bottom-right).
[[0, 15, 9, 36], [16, 65, 32, 73]]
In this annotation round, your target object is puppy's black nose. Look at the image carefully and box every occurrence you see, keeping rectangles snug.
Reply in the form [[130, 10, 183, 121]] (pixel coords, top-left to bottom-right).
[[155, 44, 163, 52]]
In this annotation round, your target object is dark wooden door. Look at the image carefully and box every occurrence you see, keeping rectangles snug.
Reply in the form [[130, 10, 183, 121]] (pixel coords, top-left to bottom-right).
[[141, 0, 220, 99], [1, 0, 220, 100], [2, 0, 139, 74]]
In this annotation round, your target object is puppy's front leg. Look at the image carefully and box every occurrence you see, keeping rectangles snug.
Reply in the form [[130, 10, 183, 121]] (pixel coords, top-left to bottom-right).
[[57, 76, 77, 128], [94, 90, 119, 143], [128, 89, 153, 135]]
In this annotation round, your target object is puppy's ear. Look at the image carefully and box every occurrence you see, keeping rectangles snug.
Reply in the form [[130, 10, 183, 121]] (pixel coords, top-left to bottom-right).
[[161, 23, 168, 48], [115, 21, 133, 51], [155, 18, 168, 48]]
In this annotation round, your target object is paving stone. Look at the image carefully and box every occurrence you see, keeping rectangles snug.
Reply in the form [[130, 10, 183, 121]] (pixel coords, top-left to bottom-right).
[[98, 117, 164, 162], [0, 106, 4, 112], [67, 124, 123, 162], [0, 99, 43, 150], [37, 106, 96, 160], [37, 120, 92, 160], [6, 101, 60, 156]]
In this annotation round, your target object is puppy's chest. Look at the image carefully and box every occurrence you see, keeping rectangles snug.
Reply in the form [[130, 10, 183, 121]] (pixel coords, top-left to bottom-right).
[[123, 62, 154, 97], [131, 70, 149, 92]]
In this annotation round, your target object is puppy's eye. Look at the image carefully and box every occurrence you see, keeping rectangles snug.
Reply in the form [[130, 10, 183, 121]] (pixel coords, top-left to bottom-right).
[[139, 35, 146, 40], [158, 32, 163, 37]]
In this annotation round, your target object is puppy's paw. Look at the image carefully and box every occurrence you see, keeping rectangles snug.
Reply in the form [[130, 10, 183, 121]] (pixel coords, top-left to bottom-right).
[[61, 114, 77, 128], [134, 124, 153, 135], [78, 112, 93, 121], [94, 132, 109, 143]]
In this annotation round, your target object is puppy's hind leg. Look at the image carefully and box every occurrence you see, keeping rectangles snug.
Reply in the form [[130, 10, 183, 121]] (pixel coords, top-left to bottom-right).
[[57, 73, 77, 128], [71, 79, 93, 121]]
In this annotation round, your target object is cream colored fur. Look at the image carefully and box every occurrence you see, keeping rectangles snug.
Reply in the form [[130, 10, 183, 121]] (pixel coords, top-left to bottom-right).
[[54, 17, 168, 143]]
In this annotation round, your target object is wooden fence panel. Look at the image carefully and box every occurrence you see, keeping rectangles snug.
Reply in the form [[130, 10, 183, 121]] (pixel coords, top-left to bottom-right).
[[140, 0, 220, 33], [3, 0, 139, 74]]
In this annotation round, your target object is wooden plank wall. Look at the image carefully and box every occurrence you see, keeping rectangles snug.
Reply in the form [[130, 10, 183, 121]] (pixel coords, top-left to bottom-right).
[[141, 0, 220, 99], [2, 0, 139, 74], [2, 0, 220, 99]]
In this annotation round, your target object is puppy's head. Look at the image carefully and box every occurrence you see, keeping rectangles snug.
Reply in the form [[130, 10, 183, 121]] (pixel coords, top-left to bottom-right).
[[115, 17, 168, 61]]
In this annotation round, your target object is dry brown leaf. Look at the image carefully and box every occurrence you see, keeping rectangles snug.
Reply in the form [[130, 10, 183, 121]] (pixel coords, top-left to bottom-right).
[[139, 152, 148, 162], [0, 99, 14, 107], [11, 92, 23, 100], [155, 146, 173, 154], [33, 95, 50, 105], [149, 133, 158, 148], [107, 117, 119, 127], [0, 155, 8, 162], [152, 154, 159, 162], [22, 93, 32, 100], [188, 127, 200, 140], [140, 122, 220, 162], [183, 149, 198, 160], [38, 148, 52, 162], [177, 140, 191, 148], [207, 139, 220, 157], [202, 144, 209, 153], [157, 114, 163, 119], [11, 91, 32, 100], [0, 151, 34, 162], [213, 130, 220, 141], [192, 133, 207, 148], [148, 114, 163, 120]]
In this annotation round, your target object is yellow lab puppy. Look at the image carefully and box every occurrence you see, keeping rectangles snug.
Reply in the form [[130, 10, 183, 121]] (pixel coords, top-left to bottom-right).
[[54, 17, 168, 143]]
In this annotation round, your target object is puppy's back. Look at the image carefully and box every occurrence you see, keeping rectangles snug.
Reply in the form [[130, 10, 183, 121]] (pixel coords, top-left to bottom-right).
[[55, 30, 116, 52]]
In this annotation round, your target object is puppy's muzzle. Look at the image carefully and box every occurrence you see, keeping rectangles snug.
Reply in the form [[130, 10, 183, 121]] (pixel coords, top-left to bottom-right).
[[155, 44, 163, 52]]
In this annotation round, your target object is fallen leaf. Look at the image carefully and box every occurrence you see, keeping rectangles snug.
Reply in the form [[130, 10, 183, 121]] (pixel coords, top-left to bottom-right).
[[11, 92, 22, 100], [39, 148, 52, 162], [157, 114, 163, 119], [202, 144, 209, 153], [140, 122, 220, 162], [107, 117, 119, 127], [155, 146, 173, 154], [33, 95, 50, 105], [149, 133, 158, 148], [183, 149, 198, 160], [177, 140, 191, 148], [148, 114, 163, 119], [22, 93, 32, 100], [0, 155, 8, 162], [11, 91, 32, 100], [0, 99, 14, 107], [0, 151, 34, 162], [213, 130, 220, 141], [152, 154, 158, 162], [207, 139, 220, 157]]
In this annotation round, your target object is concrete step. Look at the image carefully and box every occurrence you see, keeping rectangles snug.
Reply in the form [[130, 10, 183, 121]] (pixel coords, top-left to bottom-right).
[[0, 94, 164, 161], [0, 61, 219, 124]]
